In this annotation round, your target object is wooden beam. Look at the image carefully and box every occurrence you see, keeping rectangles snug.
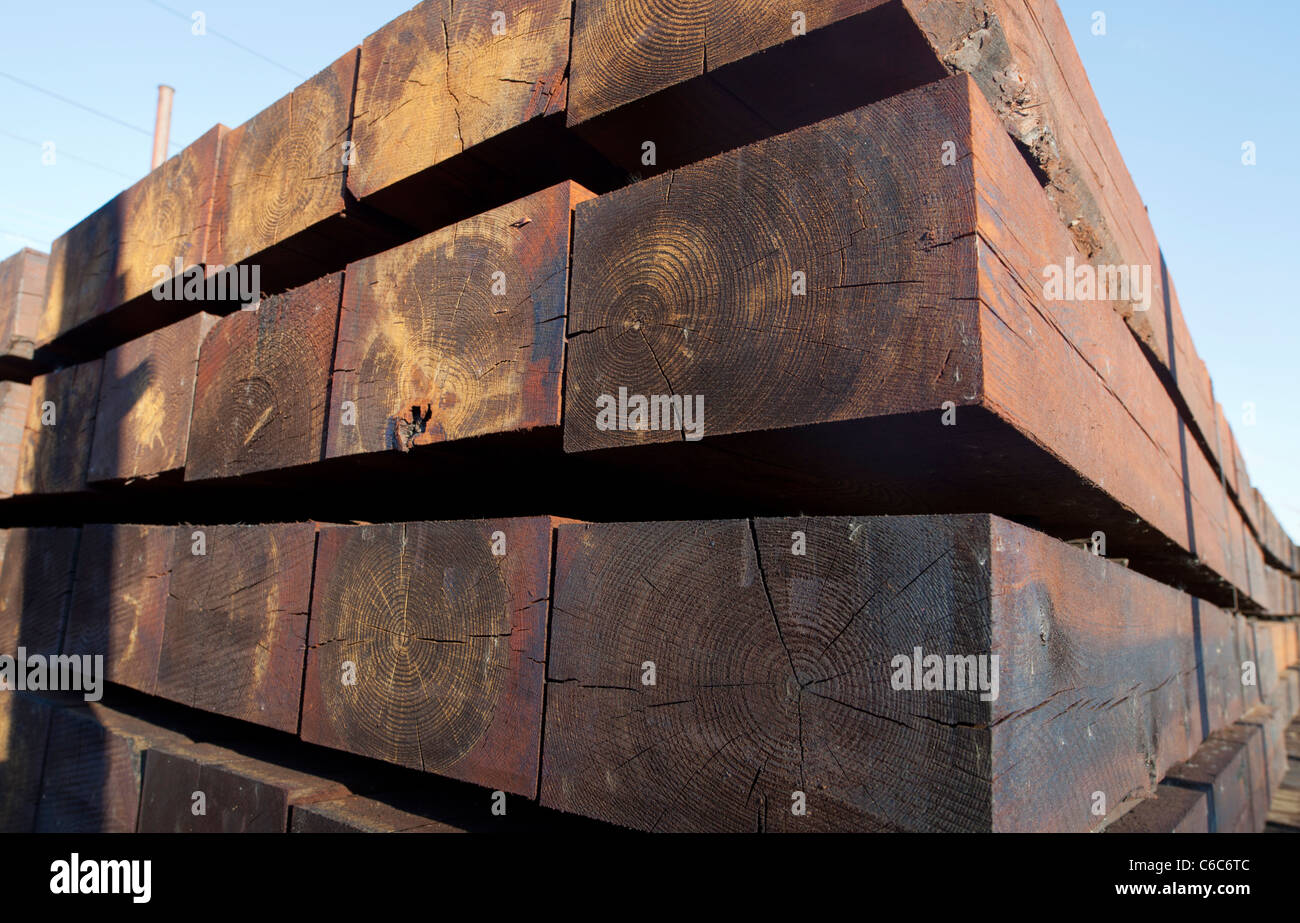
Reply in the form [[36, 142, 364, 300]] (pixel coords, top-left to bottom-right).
[[15, 360, 102, 495], [325, 182, 590, 459], [563, 75, 1262, 610], [185, 273, 343, 481], [209, 51, 401, 294], [137, 740, 348, 832], [0, 693, 52, 832], [346, 0, 617, 231], [37, 126, 225, 355], [64, 523, 175, 695], [1105, 784, 1209, 834], [34, 702, 190, 833], [154, 522, 316, 732], [290, 794, 466, 833], [0, 527, 80, 658], [87, 313, 215, 483], [541, 514, 1245, 832], [0, 248, 47, 374], [1162, 717, 1271, 833], [300, 516, 559, 796], [0, 381, 31, 498]]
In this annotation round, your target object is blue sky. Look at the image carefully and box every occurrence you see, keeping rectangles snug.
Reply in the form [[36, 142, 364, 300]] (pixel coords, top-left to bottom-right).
[[2, 1, 1296, 538]]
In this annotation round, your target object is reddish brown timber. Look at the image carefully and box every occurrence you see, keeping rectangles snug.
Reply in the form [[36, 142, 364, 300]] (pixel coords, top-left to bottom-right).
[[15, 360, 102, 495], [154, 523, 316, 732], [1162, 716, 1270, 833], [0, 527, 80, 659], [301, 517, 559, 796], [1105, 784, 1209, 834], [0, 693, 53, 831], [290, 794, 465, 833], [0, 381, 31, 498], [1264, 714, 1300, 831], [564, 75, 1258, 610], [209, 51, 402, 295], [0, 248, 47, 376], [325, 183, 590, 460], [35, 702, 191, 833], [541, 514, 1242, 832], [137, 740, 348, 832], [37, 126, 225, 358], [87, 313, 215, 484], [569, 0, 1278, 569], [64, 524, 176, 695], [346, 0, 619, 232], [185, 273, 343, 481]]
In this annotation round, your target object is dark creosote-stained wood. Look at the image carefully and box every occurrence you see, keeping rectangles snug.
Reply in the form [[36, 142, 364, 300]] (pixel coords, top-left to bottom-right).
[[1104, 783, 1209, 834], [15, 360, 102, 495], [185, 273, 343, 481], [562, 74, 1261, 611], [325, 183, 590, 458], [541, 514, 1246, 832], [154, 523, 316, 732], [35, 703, 191, 833], [0, 527, 80, 658], [64, 524, 176, 695], [37, 126, 225, 349], [0, 247, 47, 363], [0, 381, 32, 498], [1161, 718, 1271, 834], [0, 693, 53, 832], [137, 741, 348, 833], [346, 0, 616, 230], [300, 517, 558, 796], [290, 794, 465, 833], [87, 313, 215, 483]]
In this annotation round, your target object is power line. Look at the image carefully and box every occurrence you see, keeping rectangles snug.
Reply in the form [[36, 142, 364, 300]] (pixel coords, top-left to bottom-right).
[[0, 71, 177, 152], [0, 128, 137, 180], [143, 0, 305, 78]]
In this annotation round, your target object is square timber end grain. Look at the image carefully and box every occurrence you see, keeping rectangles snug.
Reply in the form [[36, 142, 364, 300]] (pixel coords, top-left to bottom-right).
[[541, 514, 1242, 832], [325, 182, 590, 458], [64, 523, 176, 696], [300, 516, 560, 797], [346, 0, 573, 223], [154, 523, 316, 732], [87, 313, 216, 483], [185, 272, 343, 481], [38, 126, 224, 347], [0, 247, 47, 360], [0, 380, 32, 498], [15, 360, 102, 495]]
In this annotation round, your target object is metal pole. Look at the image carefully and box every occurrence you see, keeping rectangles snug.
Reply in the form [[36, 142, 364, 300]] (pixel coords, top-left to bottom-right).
[[151, 84, 174, 170]]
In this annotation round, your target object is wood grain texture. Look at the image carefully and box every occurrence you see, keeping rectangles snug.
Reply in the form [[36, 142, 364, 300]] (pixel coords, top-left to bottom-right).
[[0, 248, 47, 360], [301, 517, 556, 796], [290, 794, 465, 833], [137, 741, 347, 832], [564, 74, 1263, 609], [0, 527, 80, 659], [34, 703, 190, 833], [326, 183, 589, 458], [38, 126, 224, 346], [87, 313, 215, 483], [1106, 784, 1209, 834], [348, 0, 570, 205], [15, 360, 102, 495], [64, 523, 175, 695], [185, 273, 342, 481], [0, 693, 52, 832], [154, 523, 316, 732], [1164, 718, 1270, 833], [209, 51, 357, 272], [0, 381, 31, 498], [542, 514, 1244, 832]]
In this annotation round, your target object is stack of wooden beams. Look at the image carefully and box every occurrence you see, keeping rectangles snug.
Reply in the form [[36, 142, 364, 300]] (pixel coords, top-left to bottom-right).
[[2, 0, 1297, 834]]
